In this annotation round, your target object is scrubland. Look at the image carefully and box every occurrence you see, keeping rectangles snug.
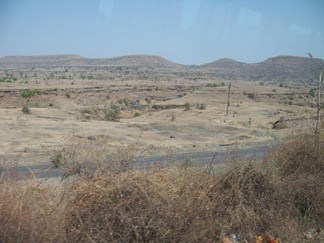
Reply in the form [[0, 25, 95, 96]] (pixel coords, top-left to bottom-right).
[[1, 129, 323, 242]]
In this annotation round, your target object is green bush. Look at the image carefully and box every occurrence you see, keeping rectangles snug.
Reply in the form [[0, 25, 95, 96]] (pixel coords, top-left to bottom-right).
[[134, 112, 141, 117], [309, 87, 316, 97], [22, 106, 30, 114], [196, 103, 206, 110], [21, 89, 36, 98], [206, 83, 218, 87], [81, 107, 93, 115], [105, 103, 121, 121], [247, 93, 256, 99], [50, 150, 63, 168]]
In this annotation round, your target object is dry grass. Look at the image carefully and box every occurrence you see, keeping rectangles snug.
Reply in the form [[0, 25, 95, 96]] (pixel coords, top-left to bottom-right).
[[0, 180, 66, 242], [0, 130, 323, 242], [51, 135, 145, 179]]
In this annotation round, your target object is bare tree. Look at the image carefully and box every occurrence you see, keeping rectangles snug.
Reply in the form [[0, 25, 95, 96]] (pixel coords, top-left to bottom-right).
[[226, 82, 231, 116], [298, 71, 323, 151]]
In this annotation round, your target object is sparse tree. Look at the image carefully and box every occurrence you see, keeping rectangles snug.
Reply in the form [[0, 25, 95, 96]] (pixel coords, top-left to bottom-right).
[[298, 71, 323, 151], [226, 82, 231, 116]]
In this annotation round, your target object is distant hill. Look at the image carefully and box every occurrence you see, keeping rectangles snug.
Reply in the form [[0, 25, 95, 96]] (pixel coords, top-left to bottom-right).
[[251, 56, 324, 82], [0, 55, 83, 68], [0, 54, 323, 82], [201, 55, 324, 82], [88, 55, 181, 67], [0, 54, 181, 69], [202, 58, 246, 68]]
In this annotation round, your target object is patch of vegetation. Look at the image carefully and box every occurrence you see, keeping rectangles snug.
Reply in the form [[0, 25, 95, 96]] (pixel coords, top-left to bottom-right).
[[309, 87, 316, 97], [21, 106, 30, 114], [196, 103, 206, 110], [244, 92, 256, 99], [0, 73, 17, 83], [133, 112, 141, 117], [50, 150, 63, 168], [0, 132, 322, 242], [205, 83, 219, 87], [105, 103, 121, 121], [21, 89, 37, 98], [81, 107, 93, 115], [184, 102, 190, 111], [116, 98, 142, 111]]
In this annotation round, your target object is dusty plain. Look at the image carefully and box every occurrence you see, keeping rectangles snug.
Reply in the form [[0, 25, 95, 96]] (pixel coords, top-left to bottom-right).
[[0, 69, 314, 167]]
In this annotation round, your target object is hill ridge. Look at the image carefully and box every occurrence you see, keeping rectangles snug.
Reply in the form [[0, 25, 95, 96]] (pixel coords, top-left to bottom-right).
[[0, 54, 323, 82]]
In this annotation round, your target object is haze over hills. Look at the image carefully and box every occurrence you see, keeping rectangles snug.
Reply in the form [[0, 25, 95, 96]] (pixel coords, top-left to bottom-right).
[[0, 54, 323, 83], [0, 55, 181, 68]]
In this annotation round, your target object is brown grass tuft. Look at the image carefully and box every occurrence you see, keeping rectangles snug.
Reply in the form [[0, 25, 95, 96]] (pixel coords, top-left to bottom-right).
[[0, 180, 66, 243]]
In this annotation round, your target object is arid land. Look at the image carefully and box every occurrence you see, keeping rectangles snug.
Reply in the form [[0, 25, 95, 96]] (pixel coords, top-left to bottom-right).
[[0, 55, 322, 166]]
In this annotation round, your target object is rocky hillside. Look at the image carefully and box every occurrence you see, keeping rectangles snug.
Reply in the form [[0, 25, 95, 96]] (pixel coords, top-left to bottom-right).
[[201, 55, 324, 82]]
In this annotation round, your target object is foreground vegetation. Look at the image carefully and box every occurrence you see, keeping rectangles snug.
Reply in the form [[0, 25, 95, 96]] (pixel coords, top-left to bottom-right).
[[0, 129, 323, 242]]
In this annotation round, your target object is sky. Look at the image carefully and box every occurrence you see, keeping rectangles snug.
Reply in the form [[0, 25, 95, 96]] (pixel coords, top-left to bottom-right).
[[0, 0, 323, 65]]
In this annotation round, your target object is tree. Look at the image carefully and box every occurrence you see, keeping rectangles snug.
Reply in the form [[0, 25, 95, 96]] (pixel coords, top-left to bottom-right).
[[226, 82, 231, 116], [298, 71, 323, 151]]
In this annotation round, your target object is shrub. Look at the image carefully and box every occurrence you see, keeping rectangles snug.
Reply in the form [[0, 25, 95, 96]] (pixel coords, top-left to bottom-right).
[[196, 103, 206, 110], [309, 87, 316, 97], [55, 137, 139, 178], [0, 180, 66, 242], [184, 102, 190, 111], [247, 93, 256, 99], [22, 106, 30, 114], [50, 150, 63, 168], [1, 131, 323, 242], [206, 83, 218, 87], [81, 107, 93, 115], [105, 103, 120, 121], [21, 89, 36, 98], [134, 112, 141, 117], [264, 131, 324, 224]]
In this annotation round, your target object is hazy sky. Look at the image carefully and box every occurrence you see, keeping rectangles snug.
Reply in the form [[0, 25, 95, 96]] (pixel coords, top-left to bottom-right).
[[0, 0, 323, 64]]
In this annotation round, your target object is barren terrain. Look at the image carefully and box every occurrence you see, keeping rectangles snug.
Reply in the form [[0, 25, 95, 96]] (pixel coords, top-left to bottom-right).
[[0, 60, 316, 166]]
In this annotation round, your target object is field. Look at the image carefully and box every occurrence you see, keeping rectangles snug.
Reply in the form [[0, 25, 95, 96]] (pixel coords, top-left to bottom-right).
[[0, 73, 314, 166]]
